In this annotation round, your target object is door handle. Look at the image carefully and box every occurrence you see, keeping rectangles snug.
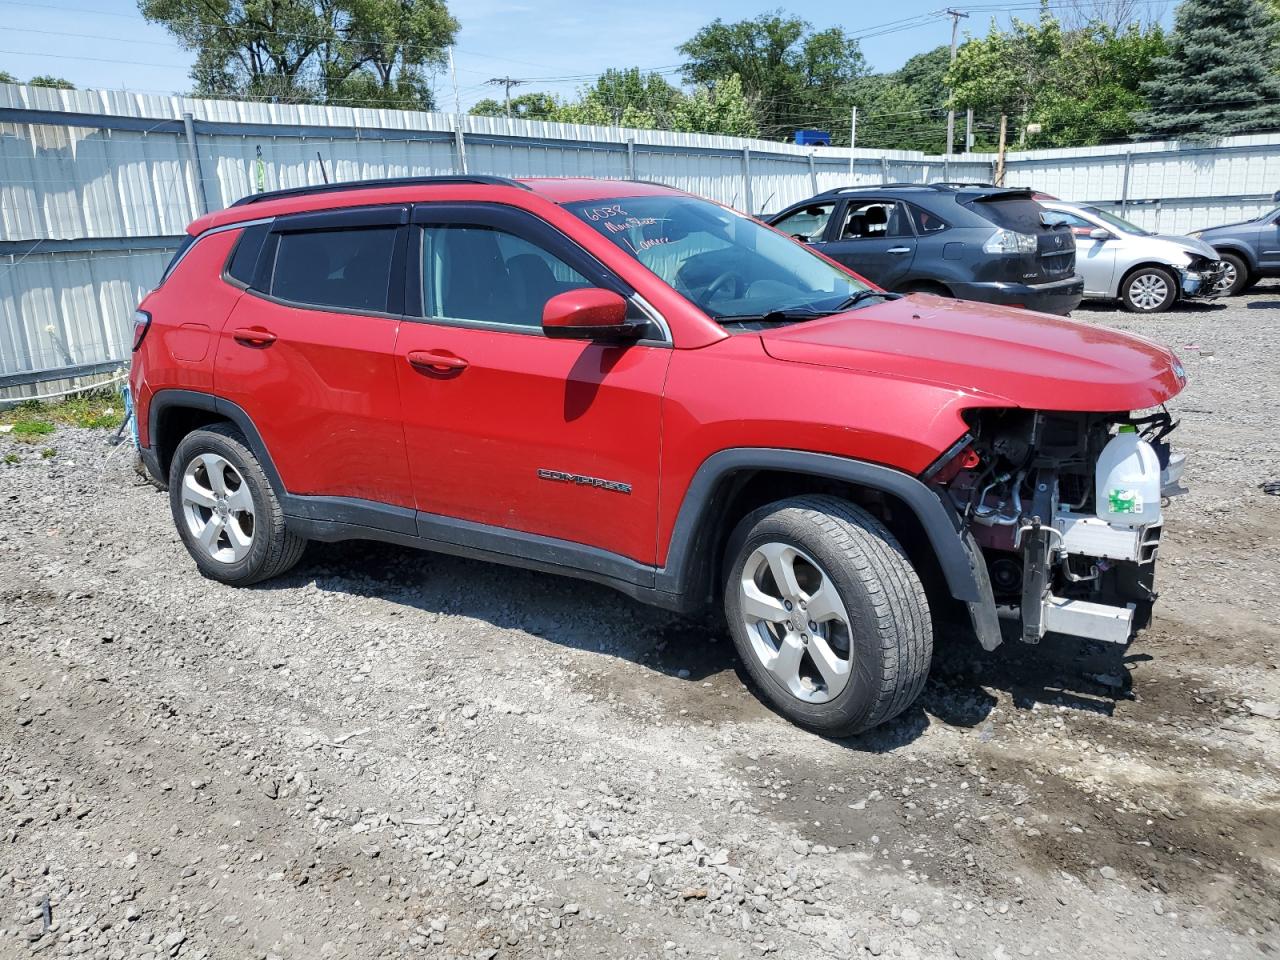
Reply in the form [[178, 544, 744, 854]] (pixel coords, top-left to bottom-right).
[[407, 349, 468, 374], [232, 327, 277, 347], [887, 246, 912, 255]]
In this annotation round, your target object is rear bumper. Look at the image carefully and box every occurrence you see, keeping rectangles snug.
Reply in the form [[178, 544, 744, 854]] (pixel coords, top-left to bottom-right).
[[948, 276, 1084, 316]]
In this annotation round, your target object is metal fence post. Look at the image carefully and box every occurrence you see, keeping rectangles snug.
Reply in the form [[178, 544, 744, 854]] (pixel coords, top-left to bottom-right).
[[453, 117, 468, 175], [626, 138, 636, 180], [742, 147, 754, 213], [182, 112, 210, 215], [880, 156, 890, 184], [807, 152, 818, 194], [1120, 149, 1134, 216]]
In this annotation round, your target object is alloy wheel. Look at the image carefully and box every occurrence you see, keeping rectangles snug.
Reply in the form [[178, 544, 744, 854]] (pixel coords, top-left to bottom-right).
[[180, 453, 255, 563], [738, 542, 853, 704], [1129, 273, 1170, 311], [1214, 261, 1237, 294]]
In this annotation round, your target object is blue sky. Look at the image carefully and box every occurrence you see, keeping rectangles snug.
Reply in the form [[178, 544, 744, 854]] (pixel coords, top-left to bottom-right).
[[0, 0, 1175, 111]]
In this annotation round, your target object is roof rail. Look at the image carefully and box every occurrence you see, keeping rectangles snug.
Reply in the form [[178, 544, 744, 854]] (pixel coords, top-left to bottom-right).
[[230, 175, 530, 207], [824, 181, 1004, 196]]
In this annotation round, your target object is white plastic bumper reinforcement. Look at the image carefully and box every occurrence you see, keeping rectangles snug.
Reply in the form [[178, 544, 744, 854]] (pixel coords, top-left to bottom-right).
[[1039, 595, 1135, 645]]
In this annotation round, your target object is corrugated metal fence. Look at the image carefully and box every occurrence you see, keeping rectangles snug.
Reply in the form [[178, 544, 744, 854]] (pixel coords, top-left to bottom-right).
[[3, 81, 1280, 395]]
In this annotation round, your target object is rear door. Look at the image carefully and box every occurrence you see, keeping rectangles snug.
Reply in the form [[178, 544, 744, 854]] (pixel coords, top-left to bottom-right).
[[814, 199, 917, 289], [394, 202, 670, 565], [214, 206, 415, 509]]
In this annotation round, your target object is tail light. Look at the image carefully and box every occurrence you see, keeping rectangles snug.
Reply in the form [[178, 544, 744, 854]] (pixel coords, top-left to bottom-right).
[[131, 310, 152, 351], [982, 228, 1037, 255]]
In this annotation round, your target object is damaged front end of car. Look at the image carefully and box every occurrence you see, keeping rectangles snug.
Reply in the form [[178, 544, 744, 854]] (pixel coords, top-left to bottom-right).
[[926, 408, 1185, 649]]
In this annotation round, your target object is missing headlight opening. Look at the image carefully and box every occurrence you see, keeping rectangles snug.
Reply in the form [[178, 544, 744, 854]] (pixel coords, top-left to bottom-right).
[[934, 408, 1184, 647]]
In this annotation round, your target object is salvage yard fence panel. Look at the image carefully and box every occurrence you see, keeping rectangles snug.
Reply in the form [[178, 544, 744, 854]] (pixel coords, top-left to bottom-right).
[[3, 80, 1280, 395]]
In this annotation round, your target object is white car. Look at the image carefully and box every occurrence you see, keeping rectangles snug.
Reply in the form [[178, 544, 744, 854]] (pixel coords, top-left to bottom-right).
[[1039, 200, 1226, 313]]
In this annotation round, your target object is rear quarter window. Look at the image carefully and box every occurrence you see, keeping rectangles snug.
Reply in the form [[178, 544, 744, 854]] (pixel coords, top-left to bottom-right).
[[225, 223, 271, 287]]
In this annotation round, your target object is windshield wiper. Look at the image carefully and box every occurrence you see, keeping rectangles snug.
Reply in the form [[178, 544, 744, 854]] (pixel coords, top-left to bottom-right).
[[716, 307, 825, 324], [828, 289, 901, 312]]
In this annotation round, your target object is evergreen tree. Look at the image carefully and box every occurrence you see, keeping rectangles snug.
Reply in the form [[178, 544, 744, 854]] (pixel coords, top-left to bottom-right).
[[1137, 0, 1280, 139]]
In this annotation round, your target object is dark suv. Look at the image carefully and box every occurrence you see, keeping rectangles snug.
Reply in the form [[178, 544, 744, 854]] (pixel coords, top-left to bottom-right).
[[768, 183, 1084, 315], [1187, 202, 1280, 296]]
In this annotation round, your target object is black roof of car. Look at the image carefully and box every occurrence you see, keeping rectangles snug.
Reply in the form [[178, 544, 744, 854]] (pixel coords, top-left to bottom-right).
[[813, 182, 1031, 200]]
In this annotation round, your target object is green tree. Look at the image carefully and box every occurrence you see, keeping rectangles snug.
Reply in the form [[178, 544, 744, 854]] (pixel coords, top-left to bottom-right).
[[140, 0, 457, 108], [470, 92, 560, 121], [1137, 0, 1280, 139], [1030, 24, 1167, 146], [670, 74, 758, 137], [28, 76, 76, 89], [948, 13, 1065, 125], [0, 70, 16, 84], [678, 12, 866, 139]]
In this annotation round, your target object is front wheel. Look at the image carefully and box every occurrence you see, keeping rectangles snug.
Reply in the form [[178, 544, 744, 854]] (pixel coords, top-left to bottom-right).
[[168, 423, 307, 586], [1214, 253, 1251, 297], [723, 495, 932, 736], [1121, 267, 1176, 313]]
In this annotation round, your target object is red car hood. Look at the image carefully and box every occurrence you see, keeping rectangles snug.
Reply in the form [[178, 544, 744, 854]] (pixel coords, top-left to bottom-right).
[[760, 294, 1186, 412]]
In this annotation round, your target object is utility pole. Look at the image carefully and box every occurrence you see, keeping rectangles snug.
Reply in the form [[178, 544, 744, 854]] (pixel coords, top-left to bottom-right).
[[486, 76, 526, 118], [995, 113, 1008, 186], [944, 7, 969, 158], [849, 106, 857, 174], [447, 46, 462, 115]]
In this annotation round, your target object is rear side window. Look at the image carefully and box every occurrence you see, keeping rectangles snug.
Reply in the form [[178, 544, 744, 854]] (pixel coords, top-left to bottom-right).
[[269, 226, 398, 313], [225, 223, 270, 287]]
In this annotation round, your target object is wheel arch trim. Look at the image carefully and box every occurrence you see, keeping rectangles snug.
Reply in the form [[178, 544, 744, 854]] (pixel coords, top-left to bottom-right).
[[658, 448, 985, 603]]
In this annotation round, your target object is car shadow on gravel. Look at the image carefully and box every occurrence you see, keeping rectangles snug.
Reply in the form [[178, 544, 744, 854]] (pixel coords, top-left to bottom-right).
[[1074, 300, 1228, 315], [262, 542, 1146, 752]]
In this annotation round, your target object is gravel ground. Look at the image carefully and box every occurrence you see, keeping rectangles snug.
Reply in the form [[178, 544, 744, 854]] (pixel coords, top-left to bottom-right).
[[2, 286, 1278, 960]]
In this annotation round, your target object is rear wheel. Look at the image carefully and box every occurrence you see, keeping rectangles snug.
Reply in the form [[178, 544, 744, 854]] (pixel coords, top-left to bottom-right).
[[723, 495, 932, 736], [1214, 253, 1251, 297], [1121, 267, 1176, 313], [169, 423, 306, 586]]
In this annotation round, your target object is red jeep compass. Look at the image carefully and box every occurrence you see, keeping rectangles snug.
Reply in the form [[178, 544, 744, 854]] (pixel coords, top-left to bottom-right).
[[130, 175, 1187, 736]]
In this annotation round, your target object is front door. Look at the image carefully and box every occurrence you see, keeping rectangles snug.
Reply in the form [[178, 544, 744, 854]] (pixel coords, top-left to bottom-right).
[[213, 206, 415, 509], [816, 200, 917, 289], [394, 203, 671, 565], [1259, 213, 1280, 271], [1052, 209, 1117, 298]]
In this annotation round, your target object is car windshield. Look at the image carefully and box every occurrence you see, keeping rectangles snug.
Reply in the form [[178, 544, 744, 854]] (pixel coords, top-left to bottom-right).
[[1084, 206, 1151, 235], [565, 195, 874, 322]]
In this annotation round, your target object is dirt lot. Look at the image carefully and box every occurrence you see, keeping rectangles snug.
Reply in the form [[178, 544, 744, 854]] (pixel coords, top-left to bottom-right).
[[2, 286, 1278, 960]]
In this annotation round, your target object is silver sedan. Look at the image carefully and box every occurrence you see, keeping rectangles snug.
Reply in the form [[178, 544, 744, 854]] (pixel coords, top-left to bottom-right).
[[1039, 200, 1226, 313]]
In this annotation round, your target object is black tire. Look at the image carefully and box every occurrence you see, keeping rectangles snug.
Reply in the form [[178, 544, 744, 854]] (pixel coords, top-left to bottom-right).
[[168, 423, 306, 586], [1216, 252, 1252, 297], [902, 281, 952, 297], [723, 495, 932, 736], [1120, 266, 1177, 313]]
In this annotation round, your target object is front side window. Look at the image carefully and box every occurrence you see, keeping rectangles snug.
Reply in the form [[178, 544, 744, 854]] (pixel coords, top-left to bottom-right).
[[839, 201, 912, 240], [420, 224, 592, 327], [773, 202, 835, 242], [566, 196, 874, 323], [270, 226, 398, 312]]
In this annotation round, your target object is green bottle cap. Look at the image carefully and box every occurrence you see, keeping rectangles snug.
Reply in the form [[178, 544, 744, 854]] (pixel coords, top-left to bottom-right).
[[1118, 424, 1137, 434]]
